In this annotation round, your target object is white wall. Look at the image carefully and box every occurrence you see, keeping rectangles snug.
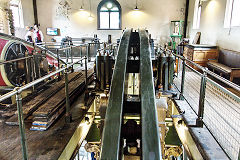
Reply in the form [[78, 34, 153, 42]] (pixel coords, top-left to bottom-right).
[[35, 0, 185, 43], [187, 0, 240, 51]]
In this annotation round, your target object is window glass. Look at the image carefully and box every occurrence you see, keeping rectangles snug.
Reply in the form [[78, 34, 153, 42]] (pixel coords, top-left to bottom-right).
[[110, 12, 119, 29], [10, 0, 24, 28], [224, 0, 240, 28], [193, 0, 201, 29], [111, 7, 119, 11], [100, 12, 109, 29], [231, 0, 240, 26], [98, 0, 121, 30], [100, 7, 108, 11]]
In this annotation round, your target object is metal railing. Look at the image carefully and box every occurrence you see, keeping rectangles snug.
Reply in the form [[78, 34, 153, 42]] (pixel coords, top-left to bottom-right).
[[0, 55, 88, 160], [162, 48, 240, 159], [38, 42, 118, 64]]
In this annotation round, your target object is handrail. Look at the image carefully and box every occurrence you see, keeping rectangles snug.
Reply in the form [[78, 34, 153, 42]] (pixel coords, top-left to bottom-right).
[[0, 56, 33, 65], [164, 46, 240, 159], [0, 56, 86, 102], [0, 33, 66, 65], [160, 47, 240, 92]]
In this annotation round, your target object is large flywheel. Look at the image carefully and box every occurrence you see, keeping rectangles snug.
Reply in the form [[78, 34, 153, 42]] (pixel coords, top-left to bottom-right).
[[4, 42, 28, 86]]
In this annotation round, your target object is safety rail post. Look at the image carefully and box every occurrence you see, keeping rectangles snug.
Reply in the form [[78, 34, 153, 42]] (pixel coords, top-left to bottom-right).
[[25, 56, 31, 84], [70, 46, 74, 73], [196, 70, 207, 127], [179, 58, 186, 100], [65, 46, 69, 64], [15, 87, 28, 160], [70, 46, 73, 64], [94, 42, 97, 57], [30, 56, 35, 90], [56, 49, 61, 81], [80, 46, 83, 67], [87, 43, 91, 62], [84, 56, 89, 106], [64, 67, 72, 123]]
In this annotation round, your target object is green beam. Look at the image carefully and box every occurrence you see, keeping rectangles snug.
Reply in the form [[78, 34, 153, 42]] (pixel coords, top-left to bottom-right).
[[100, 29, 132, 159], [139, 29, 162, 160]]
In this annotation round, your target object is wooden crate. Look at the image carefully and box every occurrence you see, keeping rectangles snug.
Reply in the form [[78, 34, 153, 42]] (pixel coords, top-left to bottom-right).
[[184, 45, 218, 70]]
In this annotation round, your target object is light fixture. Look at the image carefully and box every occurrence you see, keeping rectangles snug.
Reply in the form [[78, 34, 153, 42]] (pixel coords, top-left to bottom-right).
[[134, 0, 139, 10], [88, 0, 94, 21], [79, 0, 84, 11], [79, 6, 84, 11], [107, 3, 113, 9], [88, 15, 94, 21]]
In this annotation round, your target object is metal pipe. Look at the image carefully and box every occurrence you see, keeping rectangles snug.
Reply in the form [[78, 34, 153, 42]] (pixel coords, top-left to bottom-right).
[[15, 87, 28, 160], [0, 56, 33, 65], [64, 68, 71, 123], [87, 44, 90, 62], [84, 56, 89, 106], [56, 49, 61, 80], [196, 71, 207, 127], [25, 56, 31, 84], [70, 46, 73, 64], [85, 56, 88, 89], [80, 46, 83, 67], [30, 57, 35, 90]]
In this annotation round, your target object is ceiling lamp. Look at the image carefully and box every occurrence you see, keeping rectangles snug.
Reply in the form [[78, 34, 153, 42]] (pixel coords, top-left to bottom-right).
[[79, 0, 84, 11], [79, 6, 84, 11], [107, 2, 113, 9], [134, 0, 139, 10], [88, 0, 94, 21], [88, 15, 94, 21]]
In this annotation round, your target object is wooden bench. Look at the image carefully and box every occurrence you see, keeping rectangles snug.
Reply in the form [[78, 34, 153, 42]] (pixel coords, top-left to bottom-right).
[[207, 49, 240, 82]]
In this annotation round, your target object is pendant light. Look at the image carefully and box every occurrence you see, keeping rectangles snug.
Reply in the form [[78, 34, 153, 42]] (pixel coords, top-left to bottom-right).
[[88, 0, 94, 21], [134, 0, 139, 10], [79, 0, 84, 11]]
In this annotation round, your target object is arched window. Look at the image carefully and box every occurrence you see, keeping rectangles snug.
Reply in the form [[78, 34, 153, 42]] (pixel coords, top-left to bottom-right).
[[97, 0, 121, 30], [10, 0, 24, 28]]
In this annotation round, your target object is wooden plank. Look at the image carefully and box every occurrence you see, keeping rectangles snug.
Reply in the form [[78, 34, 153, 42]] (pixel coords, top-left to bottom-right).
[[33, 70, 93, 117], [30, 69, 94, 131], [5, 72, 82, 125]]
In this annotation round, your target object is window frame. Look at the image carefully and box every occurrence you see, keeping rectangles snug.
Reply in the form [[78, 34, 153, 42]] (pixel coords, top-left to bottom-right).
[[97, 0, 122, 30], [224, 0, 240, 28], [192, 0, 202, 29], [10, 0, 24, 28]]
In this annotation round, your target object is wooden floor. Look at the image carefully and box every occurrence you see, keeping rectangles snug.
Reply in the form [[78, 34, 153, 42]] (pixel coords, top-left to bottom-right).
[[174, 70, 240, 160], [0, 95, 89, 160], [0, 67, 94, 160]]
